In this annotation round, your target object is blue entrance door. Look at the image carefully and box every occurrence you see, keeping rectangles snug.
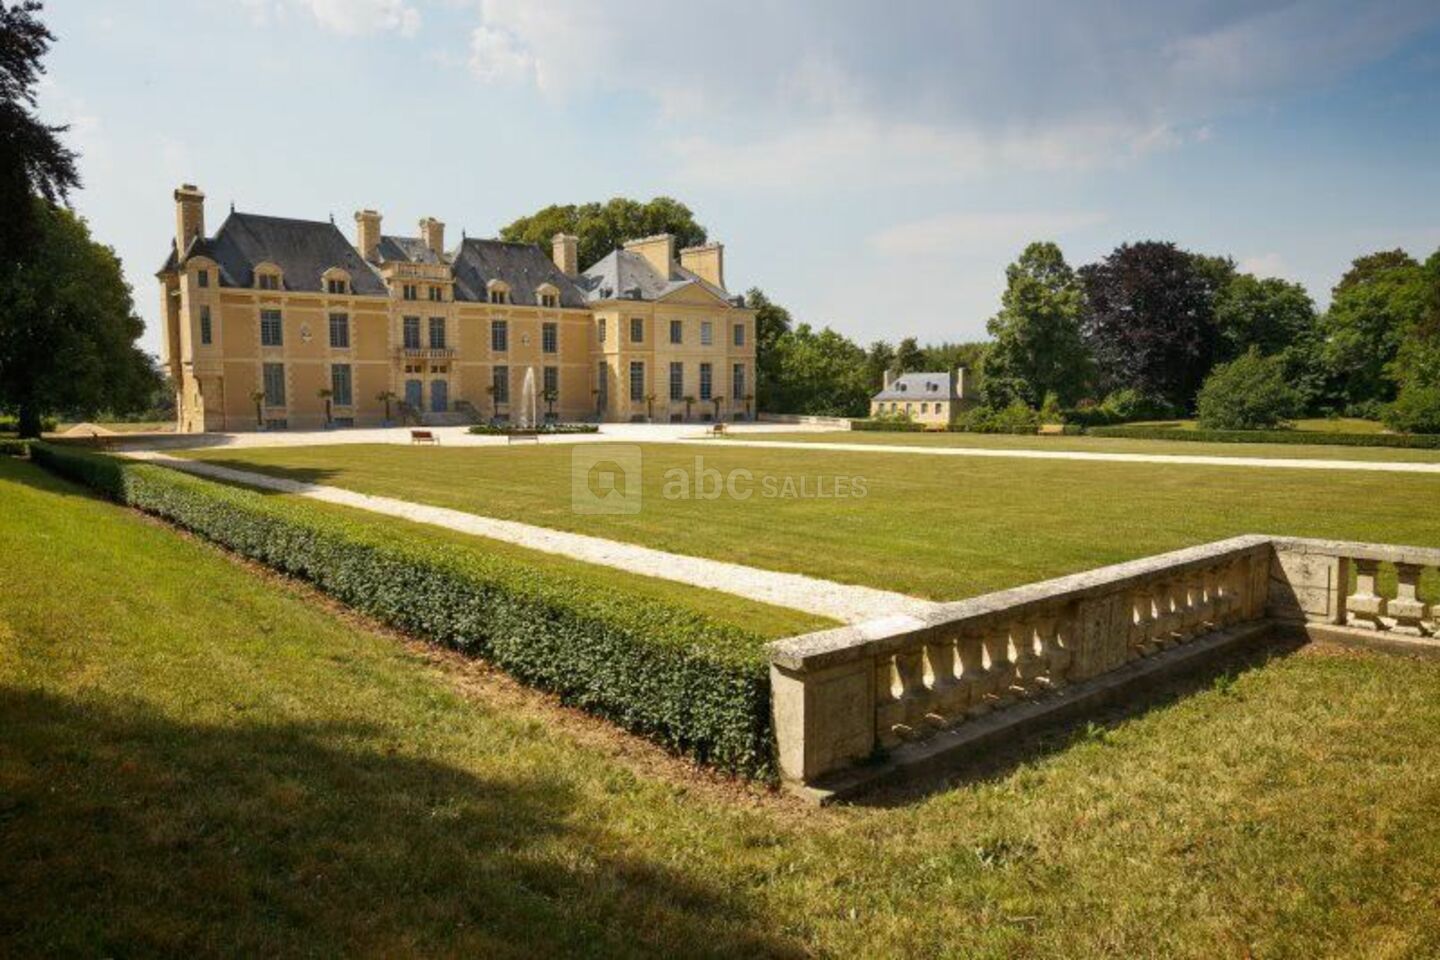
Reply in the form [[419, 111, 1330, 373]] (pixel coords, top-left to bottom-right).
[[430, 379, 448, 413], [404, 379, 422, 408]]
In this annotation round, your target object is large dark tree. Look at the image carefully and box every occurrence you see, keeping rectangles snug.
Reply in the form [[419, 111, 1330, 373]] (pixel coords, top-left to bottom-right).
[[499, 197, 707, 270], [765, 323, 871, 417], [891, 337, 925, 375], [744, 287, 791, 412], [1, 1, 78, 264], [1079, 241, 1226, 410], [0, 201, 159, 434]]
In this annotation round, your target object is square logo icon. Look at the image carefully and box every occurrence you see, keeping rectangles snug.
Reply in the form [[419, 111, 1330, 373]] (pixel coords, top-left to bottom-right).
[[571, 444, 642, 514]]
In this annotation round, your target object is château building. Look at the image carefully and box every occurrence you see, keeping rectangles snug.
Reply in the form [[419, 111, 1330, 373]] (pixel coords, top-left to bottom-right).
[[157, 185, 756, 432]]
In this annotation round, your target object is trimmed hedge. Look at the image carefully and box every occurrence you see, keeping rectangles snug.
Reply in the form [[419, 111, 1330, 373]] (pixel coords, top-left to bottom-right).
[[851, 419, 925, 432], [1087, 425, 1440, 449], [0, 438, 29, 457], [30, 443, 778, 778], [467, 423, 599, 436]]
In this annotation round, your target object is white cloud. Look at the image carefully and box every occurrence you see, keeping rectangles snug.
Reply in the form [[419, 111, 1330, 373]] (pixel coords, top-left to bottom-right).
[[239, 0, 420, 37], [467, 24, 536, 84], [870, 211, 1107, 259], [1238, 252, 1288, 278]]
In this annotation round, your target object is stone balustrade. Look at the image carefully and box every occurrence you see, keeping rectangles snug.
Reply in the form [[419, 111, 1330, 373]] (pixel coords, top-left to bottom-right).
[[769, 535, 1274, 794], [1267, 537, 1440, 639]]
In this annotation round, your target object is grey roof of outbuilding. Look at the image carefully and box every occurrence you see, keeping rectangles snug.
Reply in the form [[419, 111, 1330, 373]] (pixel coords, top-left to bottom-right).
[[872, 371, 956, 402], [167, 212, 389, 295], [376, 234, 446, 265], [576, 248, 733, 304], [449, 238, 588, 308]]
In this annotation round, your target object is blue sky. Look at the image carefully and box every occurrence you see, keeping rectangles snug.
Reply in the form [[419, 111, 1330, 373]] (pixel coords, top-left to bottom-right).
[[36, 0, 1440, 357]]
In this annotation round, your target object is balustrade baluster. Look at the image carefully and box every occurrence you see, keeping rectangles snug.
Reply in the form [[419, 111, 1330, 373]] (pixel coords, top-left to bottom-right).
[[957, 631, 990, 718], [1128, 587, 1154, 659], [924, 636, 964, 726], [1346, 558, 1387, 631], [875, 656, 905, 747], [1012, 617, 1046, 696], [1389, 563, 1430, 636], [982, 629, 1016, 707]]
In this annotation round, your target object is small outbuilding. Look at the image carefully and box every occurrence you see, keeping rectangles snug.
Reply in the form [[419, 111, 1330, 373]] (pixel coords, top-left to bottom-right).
[[869, 367, 974, 426]]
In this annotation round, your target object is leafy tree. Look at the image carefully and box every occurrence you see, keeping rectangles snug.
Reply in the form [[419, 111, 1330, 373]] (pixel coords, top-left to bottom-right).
[[1383, 383, 1440, 434], [1079, 241, 1226, 411], [891, 337, 924, 375], [1320, 249, 1426, 408], [1195, 348, 1302, 430], [981, 242, 1091, 407], [499, 197, 707, 271], [0, 201, 159, 435], [767, 323, 871, 417], [745, 287, 792, 412], [863, 340, 894, 390], [1389, 249, 1440, 394], [1214, 273, 1324, 407], [0, 1, 78, 264]]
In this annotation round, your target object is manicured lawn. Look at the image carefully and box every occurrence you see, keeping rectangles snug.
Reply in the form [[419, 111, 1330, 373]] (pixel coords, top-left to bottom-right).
[[183, 442, 1440, 601], [1135, 417, 1389, 434], [745, 429, 1440, 462], [4, 455, 1440, 957]]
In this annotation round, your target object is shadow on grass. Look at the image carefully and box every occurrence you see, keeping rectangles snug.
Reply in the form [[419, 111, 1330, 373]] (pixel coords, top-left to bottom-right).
[[0, 688, 800, 958], [859, 632, 1310, 809]]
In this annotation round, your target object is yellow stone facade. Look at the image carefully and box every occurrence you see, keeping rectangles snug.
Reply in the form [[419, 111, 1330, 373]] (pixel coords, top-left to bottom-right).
[[158, 185, 755, 432]]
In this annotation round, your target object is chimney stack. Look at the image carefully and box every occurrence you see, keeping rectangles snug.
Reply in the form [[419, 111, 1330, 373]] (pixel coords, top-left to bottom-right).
[[552, 233, 578, 275], [623, 234, 674, 277], [173, 184, 205, 254], [354, 209, 382, 261], [680, 242, 724, 289], [883, 369, 896, 390], [955, 366, 970, 399], [420, 217, 445, 256]]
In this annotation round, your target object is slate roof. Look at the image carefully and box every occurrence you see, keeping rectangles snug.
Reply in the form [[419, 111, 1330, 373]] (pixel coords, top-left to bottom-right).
[[872, 371, 957, 402], [449, 238, 588, 308], [376, 234, 446, 265], [577, 248, 733, 304], [165, 212, 388, 295]]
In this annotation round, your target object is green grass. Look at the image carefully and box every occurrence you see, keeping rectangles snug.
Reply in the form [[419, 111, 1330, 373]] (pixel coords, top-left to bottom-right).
[[747, 429, 1440, 461], [52, 421, 175, 434], [1134, 417, 1389, 434], [4, 456, 1440, 957], [182, 442, 1440, 601]]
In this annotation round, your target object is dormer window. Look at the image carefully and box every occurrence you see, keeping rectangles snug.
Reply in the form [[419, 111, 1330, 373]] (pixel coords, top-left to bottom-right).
[[197, 269, 209, 288], [487, 281, 510, 305], [428, 285, 443, 302], [257, 272, 280, 291], [403, 283, 418, 301], [536, 283, 560, 308], [898, 382, 907, 392], [327, 278, 348, 295]]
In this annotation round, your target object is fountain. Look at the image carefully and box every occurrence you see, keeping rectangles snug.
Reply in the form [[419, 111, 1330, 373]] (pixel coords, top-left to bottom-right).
[[518, 365, 538, 428]]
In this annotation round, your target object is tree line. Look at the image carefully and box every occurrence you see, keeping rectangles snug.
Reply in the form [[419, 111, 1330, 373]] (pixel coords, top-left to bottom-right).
[[749, 240, 1440, 433]]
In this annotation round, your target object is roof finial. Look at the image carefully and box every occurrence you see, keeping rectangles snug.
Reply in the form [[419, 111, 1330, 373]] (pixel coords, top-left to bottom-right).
[[461, 227, 467, 240], [230, 200, 235, 214], [329, 212, 335, 224]]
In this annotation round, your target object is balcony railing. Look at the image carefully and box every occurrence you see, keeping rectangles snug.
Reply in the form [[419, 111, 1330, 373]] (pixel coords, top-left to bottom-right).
[[397, 347, 456, 360]]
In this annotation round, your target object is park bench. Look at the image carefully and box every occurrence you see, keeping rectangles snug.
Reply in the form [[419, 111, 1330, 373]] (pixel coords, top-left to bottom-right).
[[507, 430, 540, 444], [705, 422, 728, 438], [1037, 423, 1066, 436], [410, 429, 439, 445]]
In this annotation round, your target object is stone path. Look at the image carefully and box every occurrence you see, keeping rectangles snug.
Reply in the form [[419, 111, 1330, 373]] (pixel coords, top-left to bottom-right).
[[677, 438, 1440, 474], [124, 451, 937, 626]]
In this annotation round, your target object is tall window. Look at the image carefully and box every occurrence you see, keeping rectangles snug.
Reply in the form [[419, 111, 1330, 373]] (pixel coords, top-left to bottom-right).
[[669, 361, 684, 401], [700, 321, 713, 346], [196, 269, 209, 289], [542, 322, 558, 354], [492, 365, 509, 403], [669, 319, 683, 344], [262, 362, 285, 406], [733, 323, 745, 347], [491, 319, 508, 352], [260, 309, 283, 346], [428, 285, 443, 302], [328, 313, 349, 349], [403, 283, 417, 301], [630, 317, 644, 343], [327, 278, 347, 295], [596, 361, 608, 410], [331, 364, 353, 406], [629, 361, 645, 402], [597, 318, 606, 343], [403, 316, 421, 350], [199, 306, 212, 345], [732, 363, 745, 399], [699, 362, 713, 400], [543, 365, 558, 396], [428, 317, 446, 349]]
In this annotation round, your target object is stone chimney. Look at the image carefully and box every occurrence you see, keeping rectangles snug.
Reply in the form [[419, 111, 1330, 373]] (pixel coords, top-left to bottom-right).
[[420, 217, 445, 256], [354, 209, 382, 261], [955, 366, 970, 399], [552, 233, 578, 275], [680, 242, 724, 289], [173, 184, 205, 253], [883, 369, 896, 390], [623, 233, 674, 277]]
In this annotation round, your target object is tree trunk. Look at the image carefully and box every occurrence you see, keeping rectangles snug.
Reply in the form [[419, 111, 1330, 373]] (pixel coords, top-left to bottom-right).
[[17, 402, 43, 439]]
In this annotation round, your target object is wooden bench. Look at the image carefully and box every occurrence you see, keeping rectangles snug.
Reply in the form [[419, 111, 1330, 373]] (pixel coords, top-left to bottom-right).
[[1037, 423, 1066, 436], [410, 429, 439, 445], [705, 422, 728, 438], [507, 430, 540, 444]]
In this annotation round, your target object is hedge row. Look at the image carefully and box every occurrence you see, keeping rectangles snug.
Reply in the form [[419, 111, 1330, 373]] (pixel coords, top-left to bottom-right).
[[1086, 425, 1440, 449], [0, 438, 29, 457], [30, 443, 778, 778], [851, 419, 925, 432]]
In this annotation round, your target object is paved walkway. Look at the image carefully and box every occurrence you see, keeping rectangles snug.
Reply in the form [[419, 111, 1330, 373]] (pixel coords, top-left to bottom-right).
[[125, 451, 938, 626], [677, 438, 1440, 475]]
